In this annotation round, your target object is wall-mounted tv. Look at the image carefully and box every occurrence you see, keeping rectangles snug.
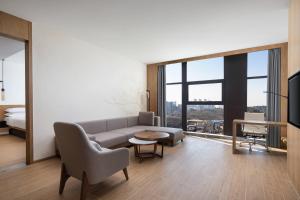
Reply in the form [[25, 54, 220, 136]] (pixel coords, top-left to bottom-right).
[[288, 70, 300, 128]]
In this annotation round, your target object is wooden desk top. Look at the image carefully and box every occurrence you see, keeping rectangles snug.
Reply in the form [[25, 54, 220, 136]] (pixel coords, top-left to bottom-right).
[[233, 119, 287, 126]]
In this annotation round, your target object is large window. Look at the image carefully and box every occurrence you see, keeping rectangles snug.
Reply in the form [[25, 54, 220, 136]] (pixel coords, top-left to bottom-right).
[[247, 50, 268, 116], [164, 49, 271, 134]]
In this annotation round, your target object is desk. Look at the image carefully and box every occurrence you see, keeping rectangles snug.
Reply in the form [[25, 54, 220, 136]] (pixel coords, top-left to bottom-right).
[[232, 119, 287, 154]]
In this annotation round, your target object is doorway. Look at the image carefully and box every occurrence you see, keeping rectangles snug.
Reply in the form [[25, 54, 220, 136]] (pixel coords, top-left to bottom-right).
[[0, 11, 33, 165], [0, 36, 26, 170]]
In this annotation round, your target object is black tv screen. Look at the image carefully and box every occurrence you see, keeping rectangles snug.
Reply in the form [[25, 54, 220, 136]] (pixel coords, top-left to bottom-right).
[[288, 70, 300, 128]]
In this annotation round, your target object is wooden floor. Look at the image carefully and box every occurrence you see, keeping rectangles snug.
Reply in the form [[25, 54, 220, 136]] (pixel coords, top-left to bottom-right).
[[0, 136, 299, 200], [0, 135, 25, 168]]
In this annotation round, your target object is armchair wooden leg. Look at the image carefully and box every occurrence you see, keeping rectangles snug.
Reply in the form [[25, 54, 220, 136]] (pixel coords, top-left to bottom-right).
[[123, 168, 129, 181], [59, 163, 70, 194], [80, 172, 89, 200]]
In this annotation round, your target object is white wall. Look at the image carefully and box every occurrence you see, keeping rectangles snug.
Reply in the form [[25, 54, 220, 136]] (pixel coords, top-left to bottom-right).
[[0, 50, 25, 105], [32, 24, 146, 160]]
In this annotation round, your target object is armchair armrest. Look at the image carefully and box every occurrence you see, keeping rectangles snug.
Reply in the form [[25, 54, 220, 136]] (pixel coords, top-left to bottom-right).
[[154, 116, 161, 127], [86, 147, 129, 184]]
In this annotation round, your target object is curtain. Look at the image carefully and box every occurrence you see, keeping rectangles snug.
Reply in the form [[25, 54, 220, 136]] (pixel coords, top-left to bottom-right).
[[157, 65, 166, 126], [267, 48, 281, 148]]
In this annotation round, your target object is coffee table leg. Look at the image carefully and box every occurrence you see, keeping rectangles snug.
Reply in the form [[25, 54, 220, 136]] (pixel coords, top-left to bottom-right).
[[154, 143, 157, 154], [134, 145, 138, 157], [161, 142, 164, 158]]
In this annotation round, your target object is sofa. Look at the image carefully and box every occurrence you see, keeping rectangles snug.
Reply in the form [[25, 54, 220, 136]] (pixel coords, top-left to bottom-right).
[[77, 112, 184, 148]]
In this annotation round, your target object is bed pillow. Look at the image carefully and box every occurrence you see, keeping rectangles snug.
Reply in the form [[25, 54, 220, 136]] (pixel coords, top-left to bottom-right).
[[4, 112, 25, 117], [5, 107, 25, 113]]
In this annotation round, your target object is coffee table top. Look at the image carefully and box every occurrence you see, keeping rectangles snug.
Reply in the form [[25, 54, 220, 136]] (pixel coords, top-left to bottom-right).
[[134, 131, 170, 141]]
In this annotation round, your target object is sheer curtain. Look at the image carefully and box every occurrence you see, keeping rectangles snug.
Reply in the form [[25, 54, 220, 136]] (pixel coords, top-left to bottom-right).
[[267, 48, 281, 148]]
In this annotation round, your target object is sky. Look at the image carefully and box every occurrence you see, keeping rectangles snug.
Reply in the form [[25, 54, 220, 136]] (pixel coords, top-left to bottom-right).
[[166, 50, 268, 106]]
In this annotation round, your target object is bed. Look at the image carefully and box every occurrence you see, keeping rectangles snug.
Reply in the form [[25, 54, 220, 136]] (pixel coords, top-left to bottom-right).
[[5, 113, 26, 130], [0, 105, 26, 138]]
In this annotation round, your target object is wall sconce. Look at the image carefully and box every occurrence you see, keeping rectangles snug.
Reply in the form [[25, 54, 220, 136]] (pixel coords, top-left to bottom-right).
[[1, 59, 5, 101]]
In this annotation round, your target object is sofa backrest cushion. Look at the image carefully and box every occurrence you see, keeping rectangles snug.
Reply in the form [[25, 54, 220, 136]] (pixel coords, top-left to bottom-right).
[[77, 120, 107, 134], [138, 112, 154, 126], [107, 118, 127, 131], [127, 116, 139, 127]]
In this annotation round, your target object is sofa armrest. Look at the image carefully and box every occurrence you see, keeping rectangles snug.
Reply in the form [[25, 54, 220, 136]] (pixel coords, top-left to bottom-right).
[[154, 116, 161, 127]]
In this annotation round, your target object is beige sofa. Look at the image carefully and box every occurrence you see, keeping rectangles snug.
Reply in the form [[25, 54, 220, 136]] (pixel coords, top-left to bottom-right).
[[77, 112, 184, 148]]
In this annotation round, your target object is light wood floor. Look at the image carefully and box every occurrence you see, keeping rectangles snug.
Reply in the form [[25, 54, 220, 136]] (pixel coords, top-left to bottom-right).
[[0, 135, 25, 168], [0, 136, 299, 200]]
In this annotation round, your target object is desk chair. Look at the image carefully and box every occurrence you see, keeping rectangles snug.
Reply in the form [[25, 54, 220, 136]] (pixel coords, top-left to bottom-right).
[[240, 112, 268, 151]]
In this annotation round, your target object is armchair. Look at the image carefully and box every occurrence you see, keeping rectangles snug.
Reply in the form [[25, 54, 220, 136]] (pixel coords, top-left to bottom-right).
[[54, 122, 129, 200]]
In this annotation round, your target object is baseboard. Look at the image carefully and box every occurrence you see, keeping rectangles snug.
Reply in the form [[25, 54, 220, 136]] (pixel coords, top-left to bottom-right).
[[33, 155, 59, 163]]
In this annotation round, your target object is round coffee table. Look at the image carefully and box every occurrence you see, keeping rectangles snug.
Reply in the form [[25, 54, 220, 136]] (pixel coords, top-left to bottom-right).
[[128, 138, 157, 162], [134, 131, 170, 158]]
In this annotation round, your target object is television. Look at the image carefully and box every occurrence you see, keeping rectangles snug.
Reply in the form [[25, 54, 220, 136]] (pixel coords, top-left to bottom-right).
[[288, 70, 300, 128]]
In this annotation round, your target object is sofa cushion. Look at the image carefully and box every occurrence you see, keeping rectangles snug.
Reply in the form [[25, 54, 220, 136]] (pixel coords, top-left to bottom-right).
[[127, 116, 139, 127], [145, 126, 184, 141], [93, 132, 128, 148], [77, 120, 107, 134], [107, 118, 127, 131], [138, 112, 154, 126], [145, 126, 182, 133], [110, 126, 151, 139]]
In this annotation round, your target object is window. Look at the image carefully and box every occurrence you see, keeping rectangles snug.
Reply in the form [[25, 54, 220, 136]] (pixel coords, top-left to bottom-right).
[[166, 63, 182, 83], [166, 84, 182, 128], [165, 63, 182, 128], [248, 50, 268, 77], [187, 105, 224, 133], [186, 57, 224, 133], [247, 50, 268, 116], [163, 50, 272, 134], [187, 57, 224, 82], [188, 83, 222, 102]]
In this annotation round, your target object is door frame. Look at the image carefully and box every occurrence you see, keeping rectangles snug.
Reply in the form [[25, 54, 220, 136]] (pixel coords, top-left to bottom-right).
[[0, 11, 33, 164]]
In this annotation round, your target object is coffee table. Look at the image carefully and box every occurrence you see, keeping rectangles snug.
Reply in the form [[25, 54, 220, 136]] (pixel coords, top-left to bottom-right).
[[134, 131, 170, 158]]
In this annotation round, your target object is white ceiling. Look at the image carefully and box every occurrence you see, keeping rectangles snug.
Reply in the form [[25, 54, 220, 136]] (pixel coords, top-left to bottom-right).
[[0, 36, 24, 60], [0, 0, 288, 64]]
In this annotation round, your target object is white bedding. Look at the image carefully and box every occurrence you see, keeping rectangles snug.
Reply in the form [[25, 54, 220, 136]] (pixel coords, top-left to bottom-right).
[[4, 113, 26, 130]]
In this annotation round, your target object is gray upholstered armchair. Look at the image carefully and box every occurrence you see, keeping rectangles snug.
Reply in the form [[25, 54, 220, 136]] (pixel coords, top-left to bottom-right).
[[54, 122, 129, 200]]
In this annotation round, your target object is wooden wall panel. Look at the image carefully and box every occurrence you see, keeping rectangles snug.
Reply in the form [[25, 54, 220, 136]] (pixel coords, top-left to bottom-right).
[[147, 64, 158, 114], [149, 43, 288, 66], [287, 0, 300, 195], [281, 44, 288, 138], [0, 11, 29, 41]]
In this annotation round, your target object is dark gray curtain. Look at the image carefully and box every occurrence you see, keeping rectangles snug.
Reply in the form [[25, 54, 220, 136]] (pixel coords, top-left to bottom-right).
[[157, 65, 166, 126], [267, 48, 281, 148]]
